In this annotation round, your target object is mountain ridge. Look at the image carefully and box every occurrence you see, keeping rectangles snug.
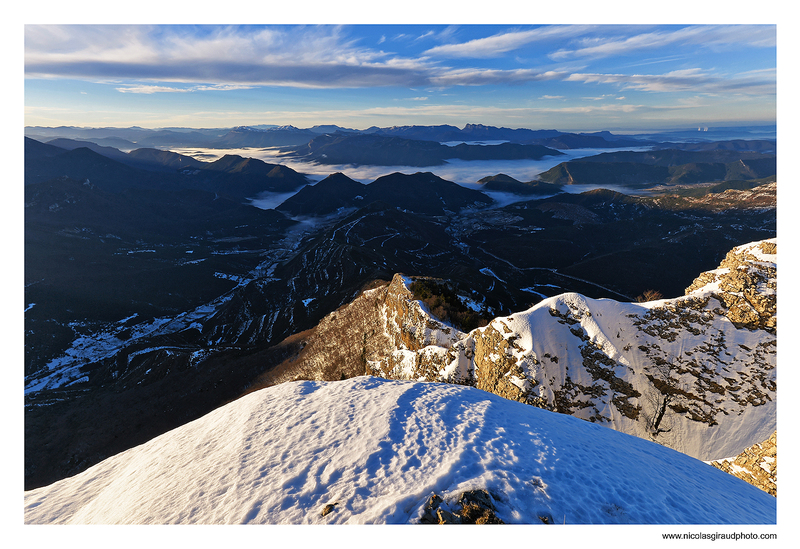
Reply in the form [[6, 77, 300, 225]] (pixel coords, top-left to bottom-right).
[[257, 239, 776, 462], [24, 137, 309, 199], [24, 376, 776, 524]]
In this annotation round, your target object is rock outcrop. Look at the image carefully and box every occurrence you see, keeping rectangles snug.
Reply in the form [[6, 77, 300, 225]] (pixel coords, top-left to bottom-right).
[[685, 239, 776, 333], [255, 275, 465, 387], [420, 490, 505, 524], [710, 431, 777, 496]]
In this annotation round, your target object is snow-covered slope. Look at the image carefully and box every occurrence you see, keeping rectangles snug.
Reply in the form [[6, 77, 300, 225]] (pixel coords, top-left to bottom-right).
[[366, 240, 776, 461], [24, 377, 775, 524]]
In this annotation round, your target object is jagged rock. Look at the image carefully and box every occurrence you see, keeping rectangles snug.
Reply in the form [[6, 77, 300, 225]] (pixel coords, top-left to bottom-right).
[[710, 432, 777, 496], [436, 508, 462, 524], [320, 502, 338, 516], [420, 494, 444, 524], [258, 275, 465, 387], [420, 490, 504, 524], [685, 240, 776, 334]]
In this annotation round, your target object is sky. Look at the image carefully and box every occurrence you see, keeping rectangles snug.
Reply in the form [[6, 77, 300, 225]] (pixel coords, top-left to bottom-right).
[[23, 13, 778, 132]]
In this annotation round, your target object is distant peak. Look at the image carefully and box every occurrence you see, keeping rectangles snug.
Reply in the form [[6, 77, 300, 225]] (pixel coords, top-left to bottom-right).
[[463, 123, 492, 130]]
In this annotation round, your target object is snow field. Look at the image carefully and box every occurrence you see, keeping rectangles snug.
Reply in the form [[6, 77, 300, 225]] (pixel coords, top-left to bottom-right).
[[25, 377, 775, 524]]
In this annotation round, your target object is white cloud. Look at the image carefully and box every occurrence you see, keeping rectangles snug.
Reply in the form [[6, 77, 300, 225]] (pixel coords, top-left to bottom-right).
[[567, 68, 776, 95], [116, 84, 190, 94], [25, 25, 414, 87], [550, 25, 775, 60], [194, 84, 256, 92], [430, 68, 566, 87], [115, 83, 255, 94], [26, 25, 580, 91], [423, 25, 593, 58]]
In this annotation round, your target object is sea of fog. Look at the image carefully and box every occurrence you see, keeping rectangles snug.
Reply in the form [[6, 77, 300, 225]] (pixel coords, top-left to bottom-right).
[[169, 144, 655, 210]]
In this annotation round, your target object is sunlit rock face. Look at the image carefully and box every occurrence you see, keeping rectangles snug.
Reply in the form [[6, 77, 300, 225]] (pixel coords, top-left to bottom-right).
[[710, 431, 777, 497], [685, 239, 776, 334]]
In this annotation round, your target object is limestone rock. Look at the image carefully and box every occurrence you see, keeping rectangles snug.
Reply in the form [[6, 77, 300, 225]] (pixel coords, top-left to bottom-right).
[[685, 239, 776, 334], [420, 489, 504, 524], [710, 432, 777, 496]]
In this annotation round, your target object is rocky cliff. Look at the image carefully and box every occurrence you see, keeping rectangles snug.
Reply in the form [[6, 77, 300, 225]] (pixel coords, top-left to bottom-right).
[[709, 431, 777, 496], [255, 276, 467, 387], [253, 239, 775, 471]]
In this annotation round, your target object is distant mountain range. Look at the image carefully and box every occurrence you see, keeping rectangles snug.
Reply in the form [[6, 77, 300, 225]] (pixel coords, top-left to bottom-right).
[[281, 133, 564, 166], [538, 149, 776, 188], [25, 137, 308, 198], [25, 123, 777, 152]]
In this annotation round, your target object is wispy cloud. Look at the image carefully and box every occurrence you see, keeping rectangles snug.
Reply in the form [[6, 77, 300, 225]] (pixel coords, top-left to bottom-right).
[[26, 25, 429, 88], [567, 68, 776, 95], [431, 68, 566, 87], [23, 24, 776, 130], [115, 83, 256, 94], [550, 25, 775, 60], [423, 25, 593, 58], [116, 84, 190, 94], [25, 25, 576, 90]]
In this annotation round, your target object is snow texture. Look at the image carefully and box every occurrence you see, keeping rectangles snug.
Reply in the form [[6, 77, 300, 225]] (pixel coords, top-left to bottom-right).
[[25, 377, 775, 525]]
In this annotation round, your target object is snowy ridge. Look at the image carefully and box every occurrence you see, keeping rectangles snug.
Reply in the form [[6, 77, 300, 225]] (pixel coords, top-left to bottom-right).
[[369, 240, 776, 461], [24, 377, 776, 524]]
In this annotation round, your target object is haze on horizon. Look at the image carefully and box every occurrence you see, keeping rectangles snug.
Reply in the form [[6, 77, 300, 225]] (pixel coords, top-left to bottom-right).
[[24, 22, 776, 132]]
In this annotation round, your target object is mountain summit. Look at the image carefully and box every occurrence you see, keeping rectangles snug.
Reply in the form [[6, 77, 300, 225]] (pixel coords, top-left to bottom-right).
[[24, 376, 775, 524]]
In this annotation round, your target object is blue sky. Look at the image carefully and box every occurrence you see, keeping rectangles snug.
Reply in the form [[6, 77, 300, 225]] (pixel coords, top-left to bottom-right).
[[24, 19, 777, 131]]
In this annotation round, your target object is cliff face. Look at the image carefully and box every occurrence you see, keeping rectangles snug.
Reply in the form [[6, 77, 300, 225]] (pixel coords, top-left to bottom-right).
[[256, 276, 465, 387], [710, 431, 777, 496], [685, 239, 776, 333]]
